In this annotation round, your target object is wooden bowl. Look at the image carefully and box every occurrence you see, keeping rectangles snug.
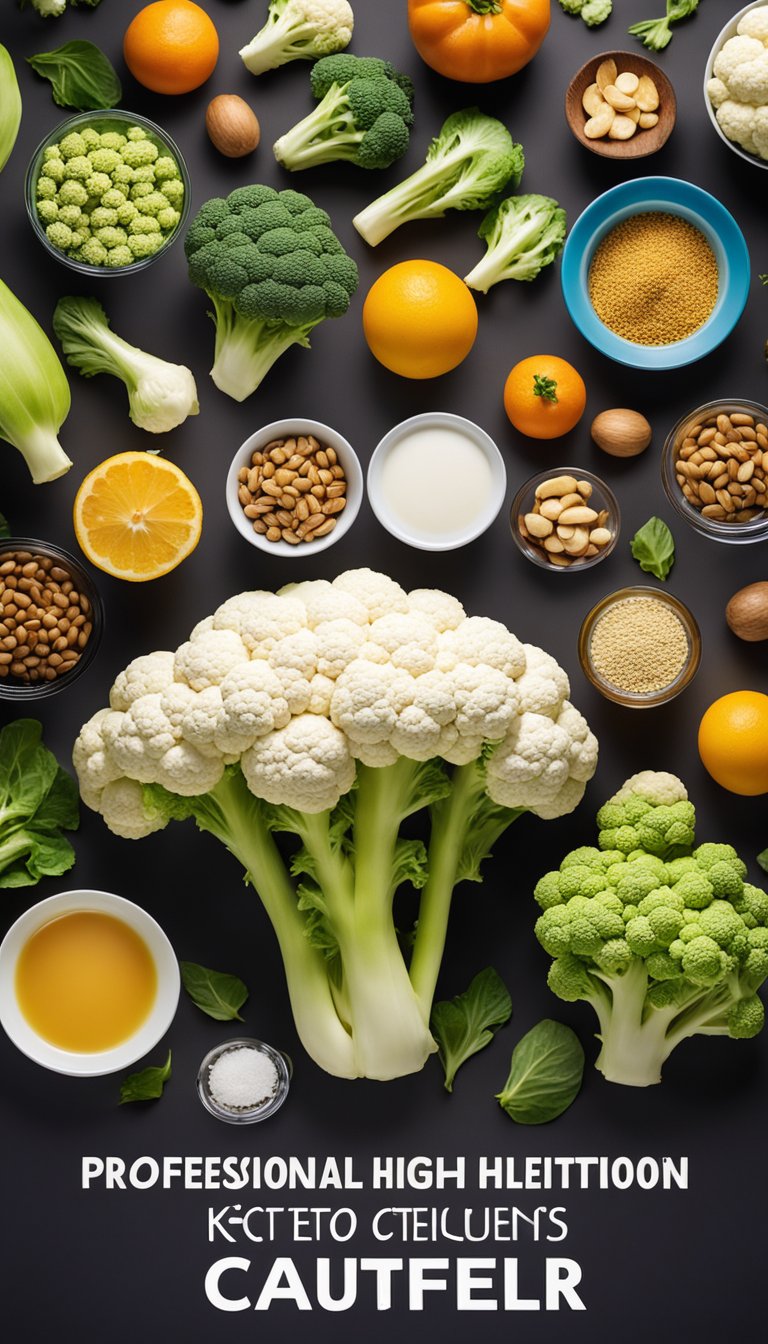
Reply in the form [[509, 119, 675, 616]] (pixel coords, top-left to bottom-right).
[[565, 51, 676, 159]]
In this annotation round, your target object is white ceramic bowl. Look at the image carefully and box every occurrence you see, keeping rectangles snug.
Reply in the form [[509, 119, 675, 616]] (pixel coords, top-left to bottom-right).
[[0, 889, 180, 1077], [367, 412, 507, 551], [704, 1, 768, 169], [226, 418, 363, 558]]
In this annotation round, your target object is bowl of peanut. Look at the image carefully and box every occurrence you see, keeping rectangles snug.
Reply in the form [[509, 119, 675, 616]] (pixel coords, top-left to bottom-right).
[[226, 418, 363, 557], [510, 469, 620, 572], [661, 400, 768, 544]]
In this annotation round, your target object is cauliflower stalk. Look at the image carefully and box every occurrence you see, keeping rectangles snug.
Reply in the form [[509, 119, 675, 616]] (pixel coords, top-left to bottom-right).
[[707, 7, 768, 159], [534, 772, 768, 1087], [52, 296, 198, 434], [240, 0, 354, 76], [73, 570, 598, 1083]]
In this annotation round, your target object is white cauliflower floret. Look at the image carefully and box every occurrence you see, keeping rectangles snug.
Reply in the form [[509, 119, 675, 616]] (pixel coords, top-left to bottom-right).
[[333, 568, 408, 621], [556, 703, 599, 783], [216, 592, 307, 653], [110, 651, 175, 710], [442, 735, 485, 766], [215, 662, 292, 754], [407, 587, 465, 632], [101, 709, 162, 783], [363, 613, 438, 676], [241, 713, 355, 812], [484, 712, 571, 808], [331, 660, 405, 744], [159, 682, 198, 730], [753, 103, 768, 154], [154, 742, 225, 796], [611, 770, 687, 806], [240, 0, 354, 75], [190, 615, 214, 639], [282, 579, 368, 628], [516, 645, 570, 717], [180, 686, 226, 758], [737, 7, 768, 45], [100, 777, 168, 840], [174, 628, 249, 691], [714, 35, 768, 103], [307, 673, 334, 715], [72, 708, 123, 808], [437, 617, 526, 679], [268, 629, 318, 714], [716, 99, 760, 152], [314, 618, 366, 679], [531, 776, 587, 821], [451, 663, 520, 740], [707, 76, 730, 109], [349, 739, 400, 767]]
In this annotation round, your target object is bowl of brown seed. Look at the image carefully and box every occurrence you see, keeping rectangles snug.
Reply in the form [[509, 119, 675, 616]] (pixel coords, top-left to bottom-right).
[[565, 51, 676, 159], [226, 418, 363, 557], [0, 538, 103, 698], [661, 400, 768, 544]]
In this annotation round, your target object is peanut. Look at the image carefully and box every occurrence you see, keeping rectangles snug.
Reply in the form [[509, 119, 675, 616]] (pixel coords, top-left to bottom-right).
[[236, 434, 349, 545]]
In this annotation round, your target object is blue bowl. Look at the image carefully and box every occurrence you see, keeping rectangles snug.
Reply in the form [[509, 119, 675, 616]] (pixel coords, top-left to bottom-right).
[[560, 176, 750, 370]]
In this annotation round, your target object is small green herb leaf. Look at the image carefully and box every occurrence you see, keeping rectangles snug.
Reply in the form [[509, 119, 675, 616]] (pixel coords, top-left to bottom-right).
[[27, 41, 122, 111], [497, 1019, 584, 1124], [120, 1049, 171, 1104], [757, 849, 768, 874], [630, 516, 675, 581], [180, 961, 248, 1022], [431, 968, 512, 1092], [0, 513, 9, 539]]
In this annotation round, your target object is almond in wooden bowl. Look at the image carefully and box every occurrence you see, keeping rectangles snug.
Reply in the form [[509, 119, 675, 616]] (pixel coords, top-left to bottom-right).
[[565, 51, 676, 159]]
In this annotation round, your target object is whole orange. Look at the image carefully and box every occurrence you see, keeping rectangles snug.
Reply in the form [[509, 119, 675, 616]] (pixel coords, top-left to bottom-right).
[[504, 355, 586, 439], [362, 260, 478, 379], [124, 0, 219, 95], [698, 690, 768, 796]]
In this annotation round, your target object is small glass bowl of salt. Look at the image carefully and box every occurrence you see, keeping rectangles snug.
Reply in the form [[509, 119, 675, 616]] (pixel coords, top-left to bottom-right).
[[197, 1038, 291, 1124]]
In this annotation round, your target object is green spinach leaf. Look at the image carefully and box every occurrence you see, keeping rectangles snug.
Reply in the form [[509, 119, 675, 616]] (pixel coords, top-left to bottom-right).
[[180, 961, 249, 1022], [0, 719, 79, 888], [497, 1019, 584, 1124], [630, 516, 676, 581], [120, 1050, 172, 1104], [27, 41, 122, 111], [431, 967, 512, 1092]]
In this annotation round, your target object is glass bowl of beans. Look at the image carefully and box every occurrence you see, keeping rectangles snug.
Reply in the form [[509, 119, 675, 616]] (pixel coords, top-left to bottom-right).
[[0, 539, 104, 698], [560, 176, 751, 371], [510, 468, 620, 571], [661, 400, 768, 544], [578, 586, 701, 708]]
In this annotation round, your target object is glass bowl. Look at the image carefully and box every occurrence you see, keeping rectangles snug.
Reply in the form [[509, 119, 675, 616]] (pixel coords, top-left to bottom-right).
[[197, 1038, 292, 1125], [578, 585, 701, 707], [25, 109, 190, 277], [0, 537, 104, 699], [509, 467, 620, 572], [661, 399, 768, 544]]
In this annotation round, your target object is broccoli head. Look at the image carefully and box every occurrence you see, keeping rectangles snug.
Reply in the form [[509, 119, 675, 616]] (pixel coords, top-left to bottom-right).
[[185, 184, 358, 401], [533, 771, 768, 1087], [273, 54, 414, 172]]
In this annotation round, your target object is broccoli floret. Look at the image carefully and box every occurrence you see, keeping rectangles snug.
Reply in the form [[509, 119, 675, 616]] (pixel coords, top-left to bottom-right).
[[94, 226, 128, 249], [104, 245, 134, 268], [534, 770, 768, 1086], [80, 237, 108, 266], [63, 156, 92, 182], [273, 55, 414, 172], [36, 199, 59, 223], [59, 132, 87, 160], [353, 108, 524, 247], [126, 126, 149, 142], [161, 178, 185, 206], [57, 179, 89, 207], [465, 193, 567, 294], [184, 183, 358, 401], [57, 205, 84, 228], [98, 131, 126, 151], [240, 0, 354, 76], [122, 139, 159, 168], [45, 221, 73, 250], [111, 163, 134, 188], [87, 148, 123, 174], [127, 233, 164, 259], [85, 172, 112, 198]]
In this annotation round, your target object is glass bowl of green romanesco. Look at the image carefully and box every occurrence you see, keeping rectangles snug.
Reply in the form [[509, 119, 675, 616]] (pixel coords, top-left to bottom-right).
[[25, 109, 191, 276]]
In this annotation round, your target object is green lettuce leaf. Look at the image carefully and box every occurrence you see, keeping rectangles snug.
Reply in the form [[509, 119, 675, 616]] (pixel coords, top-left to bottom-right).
[[0, 720, 78, 888], [27, 41, 121, 111], [431, 967, 512, 1091], [496, 1019, 584, 1124]]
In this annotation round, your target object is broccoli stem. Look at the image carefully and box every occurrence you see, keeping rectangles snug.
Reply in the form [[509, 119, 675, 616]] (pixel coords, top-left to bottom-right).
[[352, 144, 478, 246], [17, 425, 73, 485], [273, 86, 361, 170], [207, 295, 313, 401], [184, 769, 357, 1078], [592, 962, 680, 1086]]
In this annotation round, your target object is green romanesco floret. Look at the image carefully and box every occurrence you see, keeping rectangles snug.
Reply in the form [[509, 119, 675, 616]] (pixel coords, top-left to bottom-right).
[[128, 233, 164, 258], [533, 770, 768, 1087], [57, 179, 89, 207], [126, 126, 148, 142], [353, 108, 524, 247], [88, 148, 123, 175], [105, 245, 133, 268], [98, 131, 126, 151], [85, 172, 111, 197], [37, 199, 59, 223], [58, 205, 84, 228], [59, 132, 87, 160], [161, 178, 185, 205], [101, 188, 126, 210], [122, 140, 159, 168], [273, 54, 414, 172], [240, 0, 354, 76], [63, 156, 92, 182], [41, 158, 65, 185], [184, 183, 359, 401], [111, 164, 134, 187], [37, 177, 57, 201]]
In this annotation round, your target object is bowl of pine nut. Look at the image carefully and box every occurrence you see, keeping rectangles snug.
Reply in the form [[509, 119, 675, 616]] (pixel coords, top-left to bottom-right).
[[661, 400, 768, 544], [226, 418, 363, 557]]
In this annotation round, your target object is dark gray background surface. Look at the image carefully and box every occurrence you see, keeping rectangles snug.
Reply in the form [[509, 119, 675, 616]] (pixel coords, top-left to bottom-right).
[[0, 0, 766, 1339]]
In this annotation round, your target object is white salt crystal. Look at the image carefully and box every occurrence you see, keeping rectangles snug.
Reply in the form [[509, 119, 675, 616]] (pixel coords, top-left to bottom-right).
[[208, 1046, 278, 1110]]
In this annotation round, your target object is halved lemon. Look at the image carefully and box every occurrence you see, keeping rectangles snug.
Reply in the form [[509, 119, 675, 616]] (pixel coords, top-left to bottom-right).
[[73, 452, 203, 582]]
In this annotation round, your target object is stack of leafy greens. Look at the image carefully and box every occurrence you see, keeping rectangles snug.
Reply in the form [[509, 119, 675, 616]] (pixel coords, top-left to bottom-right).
[[0, 720, 79, 887]]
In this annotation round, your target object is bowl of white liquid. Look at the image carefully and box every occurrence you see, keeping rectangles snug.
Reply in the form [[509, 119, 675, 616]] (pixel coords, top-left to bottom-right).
[[367, 413, 507, 551]]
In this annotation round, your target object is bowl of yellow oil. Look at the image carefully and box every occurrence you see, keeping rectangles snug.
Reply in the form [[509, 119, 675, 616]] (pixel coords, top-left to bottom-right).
[[0, 889, 179, 1075]]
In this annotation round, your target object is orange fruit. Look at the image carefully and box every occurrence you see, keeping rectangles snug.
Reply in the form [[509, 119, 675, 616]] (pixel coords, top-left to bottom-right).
[[362, 260, 478, 379], [124, 0, 219, 95], [503, 355, 586, 439], [698, 690, 768, 796], [74, 452, 203, 582]]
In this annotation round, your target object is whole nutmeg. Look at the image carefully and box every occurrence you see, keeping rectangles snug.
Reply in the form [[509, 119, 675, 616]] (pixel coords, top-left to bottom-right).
[[206, 95, 260, 158], [591, 408, 652, 458], [726, 582, 768, 642]]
